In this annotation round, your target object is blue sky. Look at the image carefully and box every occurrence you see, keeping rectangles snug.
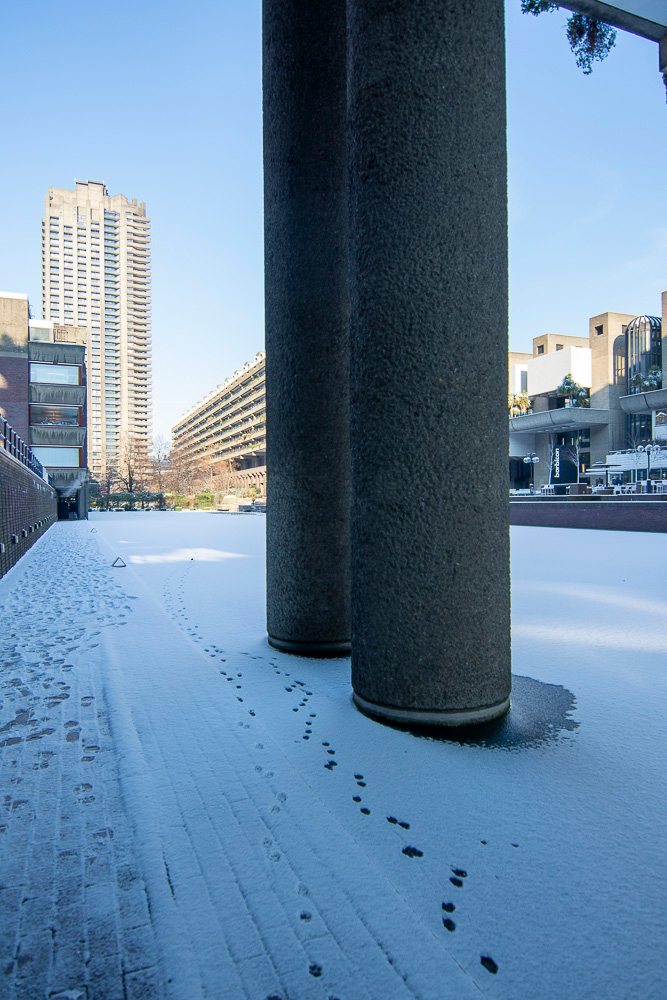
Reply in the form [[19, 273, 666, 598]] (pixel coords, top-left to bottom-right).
[[1, 2, 666, 438]]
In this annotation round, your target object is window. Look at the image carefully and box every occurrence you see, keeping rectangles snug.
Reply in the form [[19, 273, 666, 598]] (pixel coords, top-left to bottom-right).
[[30, 405, 79, 426], [29, 327, 50, 343], [536, 345, 544, 355], [595, 325, 604, 336], [520, 370, 528, 392], [30, 446, 80, 468], [29, 363, 79, 385], [555, 344, 563, 351]]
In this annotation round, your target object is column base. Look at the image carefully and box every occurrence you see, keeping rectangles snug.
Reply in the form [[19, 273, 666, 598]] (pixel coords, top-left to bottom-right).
[[352, 691, 511, 728], [267, 635, 351, 657]]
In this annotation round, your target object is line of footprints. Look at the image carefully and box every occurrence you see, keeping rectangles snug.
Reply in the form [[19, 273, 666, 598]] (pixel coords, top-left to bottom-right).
[[334, 757, 500, 977], [165, 599, 501, 982]]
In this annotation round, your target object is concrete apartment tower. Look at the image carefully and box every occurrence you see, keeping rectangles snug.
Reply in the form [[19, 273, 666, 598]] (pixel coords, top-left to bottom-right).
[[42, 181, 151, 476]]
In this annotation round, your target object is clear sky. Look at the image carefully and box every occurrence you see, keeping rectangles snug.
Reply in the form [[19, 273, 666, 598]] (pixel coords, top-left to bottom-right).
[[1, 2, 666, 439]]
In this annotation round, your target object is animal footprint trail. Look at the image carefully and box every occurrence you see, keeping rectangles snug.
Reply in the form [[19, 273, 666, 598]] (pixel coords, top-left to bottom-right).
[[449, 867, 467, 887], [322, 742, 338, 769], [386, 815, 410, 830]]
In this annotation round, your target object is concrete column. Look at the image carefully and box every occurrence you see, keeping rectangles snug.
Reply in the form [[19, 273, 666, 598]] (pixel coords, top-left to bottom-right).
[[263, 0, 351, 656], [348, 0, 511, 724]]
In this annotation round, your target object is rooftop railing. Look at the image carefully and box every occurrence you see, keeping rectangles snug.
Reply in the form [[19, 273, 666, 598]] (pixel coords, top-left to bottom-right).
[[0, 418, 45, 479]]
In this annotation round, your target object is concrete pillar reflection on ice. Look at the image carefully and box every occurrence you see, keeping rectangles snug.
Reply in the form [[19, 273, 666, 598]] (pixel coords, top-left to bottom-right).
[[263, 0, 351, 656], [347, 0, 512, 724]]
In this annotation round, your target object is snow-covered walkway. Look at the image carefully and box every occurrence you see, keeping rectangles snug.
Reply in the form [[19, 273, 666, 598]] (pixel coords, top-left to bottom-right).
[[1, 512, 665, 1000]]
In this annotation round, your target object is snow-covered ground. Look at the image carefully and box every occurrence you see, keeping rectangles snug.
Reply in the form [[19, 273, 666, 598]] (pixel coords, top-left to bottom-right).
[[1, 512, 665, 1000]]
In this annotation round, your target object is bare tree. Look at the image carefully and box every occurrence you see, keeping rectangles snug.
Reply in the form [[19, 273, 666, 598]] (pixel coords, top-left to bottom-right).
[[169, 444, 205, 498], [223, 456, 241, 493], [149, 435, 171, 495], [98, 463, 120, 510], [199, 445, 223, 496], [118, 435, 148, 499], [560, 433, 583, 484]]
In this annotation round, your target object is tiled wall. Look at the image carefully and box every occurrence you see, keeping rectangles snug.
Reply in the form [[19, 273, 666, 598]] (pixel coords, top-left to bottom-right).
[[0, 449, 57, 579]]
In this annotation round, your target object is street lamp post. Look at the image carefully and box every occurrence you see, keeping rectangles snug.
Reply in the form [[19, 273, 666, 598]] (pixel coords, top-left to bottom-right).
[[638, 443, 660, 491], [523, 452, 540, 493]]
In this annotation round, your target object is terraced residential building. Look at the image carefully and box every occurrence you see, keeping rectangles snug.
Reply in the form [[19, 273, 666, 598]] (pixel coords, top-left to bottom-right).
[[171, 353, 266, 493], [42, 180, 152, 476]]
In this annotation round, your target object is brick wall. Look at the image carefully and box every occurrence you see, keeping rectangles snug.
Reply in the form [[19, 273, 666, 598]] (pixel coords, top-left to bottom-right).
[[0, 448, 57, 579], [510, 497, 667, 533], [0, 356, 29, 442]]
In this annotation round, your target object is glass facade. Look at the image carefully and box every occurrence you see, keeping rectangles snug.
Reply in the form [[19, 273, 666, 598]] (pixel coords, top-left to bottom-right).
[[626, 315, 662, 393], [625, 315, 662, 446]]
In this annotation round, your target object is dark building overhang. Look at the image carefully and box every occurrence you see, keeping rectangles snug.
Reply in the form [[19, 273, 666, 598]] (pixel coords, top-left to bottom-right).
[[510, 408, 610, 434], [30, 425, 87, 448], [29, 383, 86, 406], [28, 342, 85, 365]]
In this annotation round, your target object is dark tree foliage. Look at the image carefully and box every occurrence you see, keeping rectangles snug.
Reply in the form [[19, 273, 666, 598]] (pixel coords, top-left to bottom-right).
[[566, 14, 616, 74], [522, 0, 559, 12], [521, 2, 617, 74]]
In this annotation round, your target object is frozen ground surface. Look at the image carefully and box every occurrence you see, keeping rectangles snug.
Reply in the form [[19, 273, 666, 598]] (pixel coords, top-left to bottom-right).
[[0, 512, 665, 1000]]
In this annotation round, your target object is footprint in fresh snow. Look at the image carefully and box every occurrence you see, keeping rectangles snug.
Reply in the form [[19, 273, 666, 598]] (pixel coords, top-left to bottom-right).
[[387, 816, 411, 830]]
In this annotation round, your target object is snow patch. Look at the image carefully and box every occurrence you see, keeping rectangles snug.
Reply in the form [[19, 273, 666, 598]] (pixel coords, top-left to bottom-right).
[[129, 547, 248, 565]]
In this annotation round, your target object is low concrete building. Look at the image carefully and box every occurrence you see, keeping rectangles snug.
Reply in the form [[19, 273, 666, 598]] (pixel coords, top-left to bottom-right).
[[171, 353, 266, 494], [509, 296, 667, 488]]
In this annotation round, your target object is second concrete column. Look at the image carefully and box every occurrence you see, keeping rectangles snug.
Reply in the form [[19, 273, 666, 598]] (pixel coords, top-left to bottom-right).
[[347, 0, 512, 723]]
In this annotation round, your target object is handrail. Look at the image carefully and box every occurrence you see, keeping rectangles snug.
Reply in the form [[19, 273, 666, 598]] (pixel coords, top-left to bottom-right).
[[0, 417, 44, 479]]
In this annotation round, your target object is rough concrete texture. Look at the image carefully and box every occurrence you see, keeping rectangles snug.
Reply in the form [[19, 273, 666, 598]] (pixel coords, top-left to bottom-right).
[[347, 0, 511, 717], [263, 0, 351, 654]]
